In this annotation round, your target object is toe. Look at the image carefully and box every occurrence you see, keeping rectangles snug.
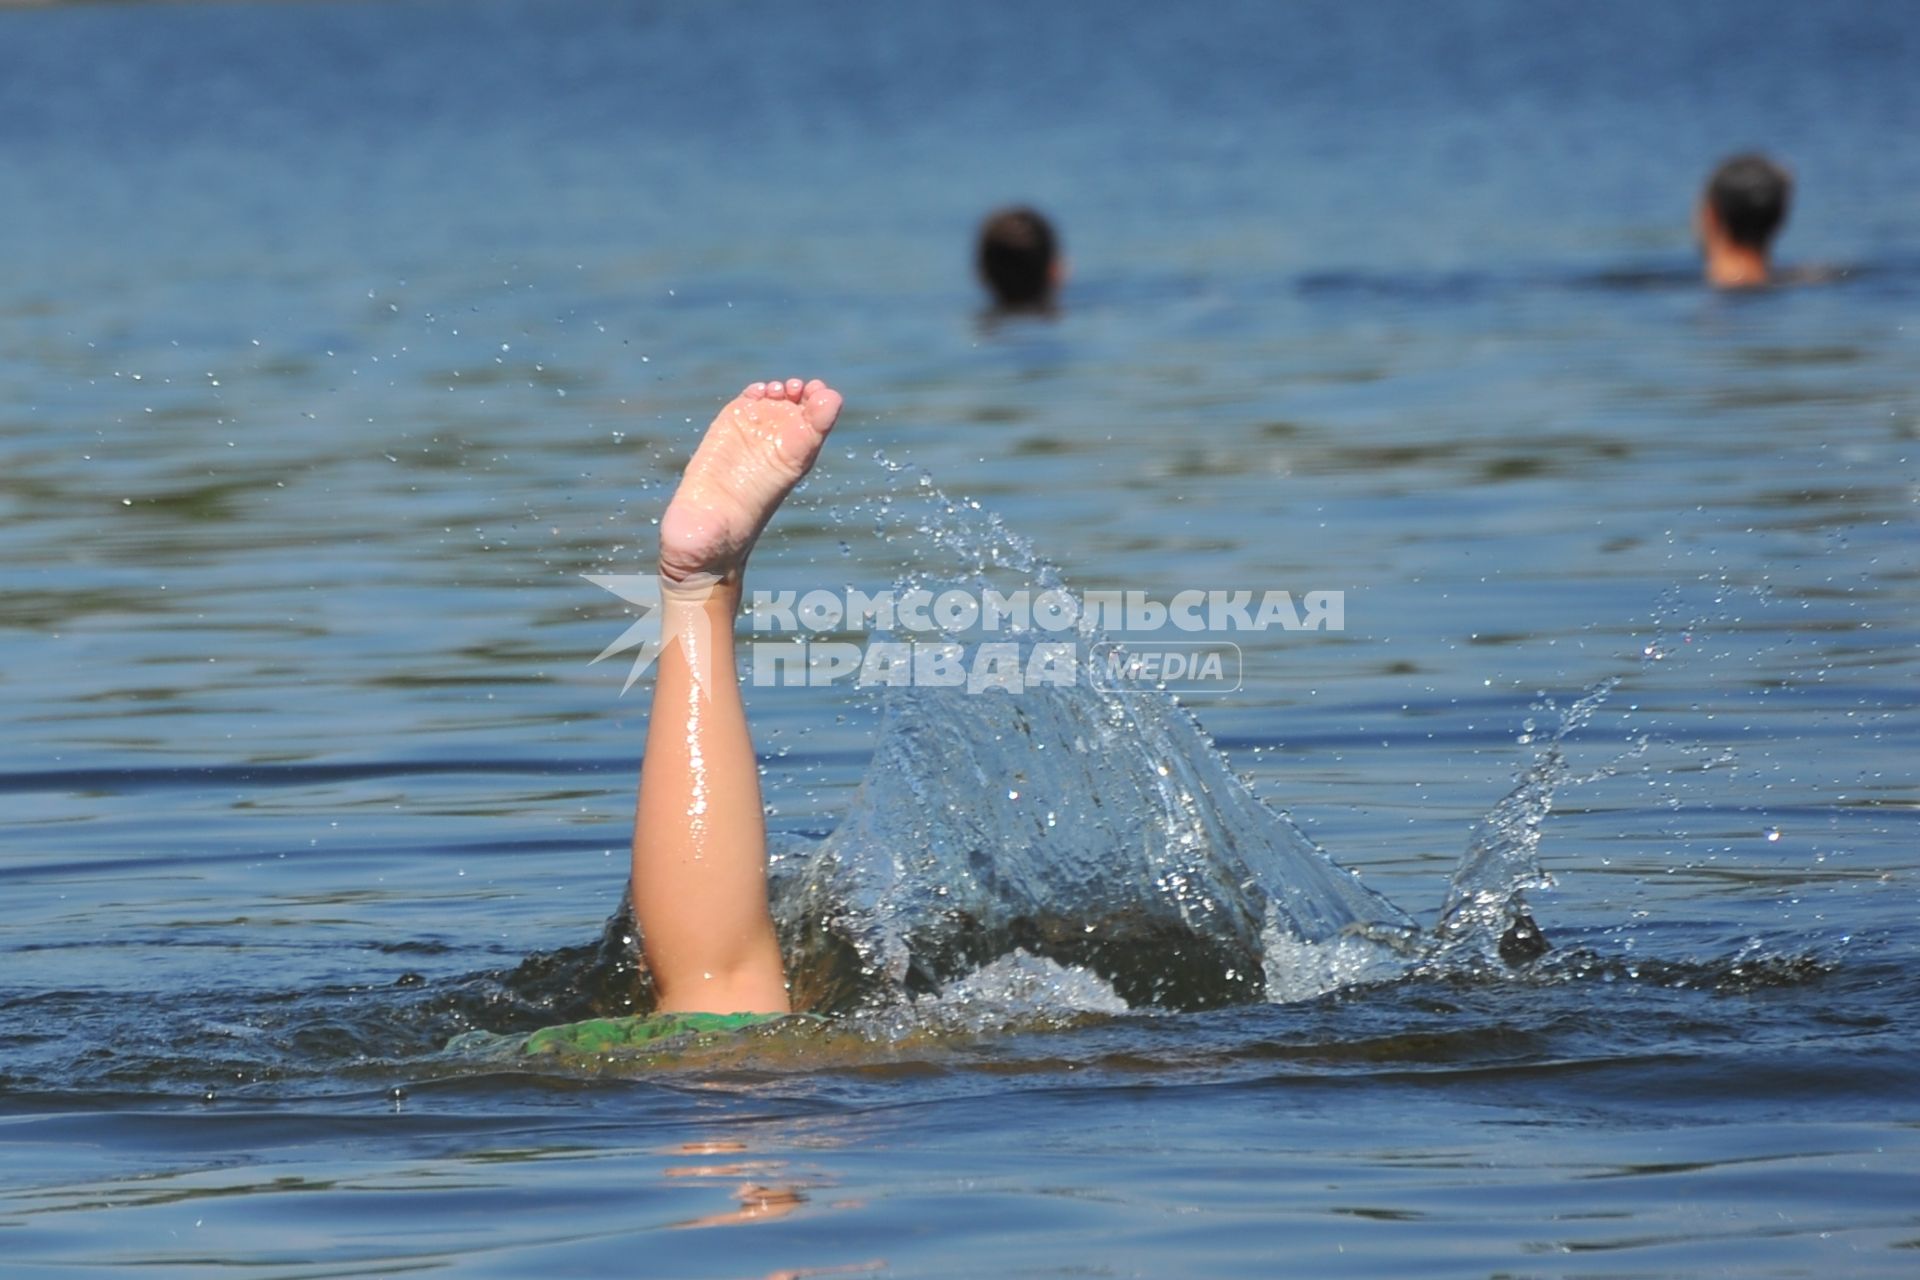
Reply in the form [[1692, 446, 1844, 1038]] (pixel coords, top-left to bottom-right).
[[745, 382, 766, 399], [800, 381, 843, 434], [784, 378, 804, 400]]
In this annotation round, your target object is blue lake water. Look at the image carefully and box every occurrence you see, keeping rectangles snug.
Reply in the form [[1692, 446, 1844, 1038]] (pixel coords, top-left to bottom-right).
[[2, 0, 1917, 1275]]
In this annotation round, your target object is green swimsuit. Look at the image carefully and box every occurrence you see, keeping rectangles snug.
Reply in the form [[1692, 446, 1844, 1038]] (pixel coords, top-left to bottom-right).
[[519, 1010, 803, 1057]]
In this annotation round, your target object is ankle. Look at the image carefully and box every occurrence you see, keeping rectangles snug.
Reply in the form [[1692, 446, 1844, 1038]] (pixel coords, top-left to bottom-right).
[[657, 566, 741, 613]]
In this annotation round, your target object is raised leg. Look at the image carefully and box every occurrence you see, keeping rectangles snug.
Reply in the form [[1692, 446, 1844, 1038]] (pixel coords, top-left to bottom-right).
[[631, 377, 842, 1014]]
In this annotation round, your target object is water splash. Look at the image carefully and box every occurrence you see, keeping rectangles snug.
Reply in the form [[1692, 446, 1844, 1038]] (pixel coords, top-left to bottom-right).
[[776, 664, 1420, 1012], [1431, 678, 1619, 959], [751, 467, 1606, 1017]]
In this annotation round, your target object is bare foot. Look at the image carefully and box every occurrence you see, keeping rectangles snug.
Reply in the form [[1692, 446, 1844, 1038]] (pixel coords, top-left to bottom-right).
[[658, 378, 843, 589]]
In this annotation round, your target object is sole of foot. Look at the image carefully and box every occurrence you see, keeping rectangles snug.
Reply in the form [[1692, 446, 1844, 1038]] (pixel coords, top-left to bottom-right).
[[658, 377, 843, 590]]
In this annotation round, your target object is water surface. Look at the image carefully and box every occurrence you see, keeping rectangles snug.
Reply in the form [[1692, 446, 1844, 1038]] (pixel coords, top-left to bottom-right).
[[2, 0, 1917, 1275]]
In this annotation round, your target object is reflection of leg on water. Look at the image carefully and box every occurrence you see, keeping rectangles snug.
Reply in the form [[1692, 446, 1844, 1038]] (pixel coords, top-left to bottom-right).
[[665, 1159, 786, 1179], [660, 1135, 876, 1256], [668, 1181, 808, 1231], [664, 1138, 810, 1230]]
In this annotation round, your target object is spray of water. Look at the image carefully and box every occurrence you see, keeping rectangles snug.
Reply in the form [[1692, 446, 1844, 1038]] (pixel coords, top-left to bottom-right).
[[741, 464, 1628, 1023]]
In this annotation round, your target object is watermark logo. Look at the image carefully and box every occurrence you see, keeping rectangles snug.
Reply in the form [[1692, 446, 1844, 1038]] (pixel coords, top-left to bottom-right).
[[582, 572, 669, 695], [587, 579, 1338, 696], [1088, 641, 1243, 694]]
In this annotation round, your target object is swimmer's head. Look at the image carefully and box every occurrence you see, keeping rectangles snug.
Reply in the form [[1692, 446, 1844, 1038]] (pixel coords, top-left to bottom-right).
[[1704, 153, 1793, 249], [1698, 153, 1792, 286], [976, 206, 1061, 310]]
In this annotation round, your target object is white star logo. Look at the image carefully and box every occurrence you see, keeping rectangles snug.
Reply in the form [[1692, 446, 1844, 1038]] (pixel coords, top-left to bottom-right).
[[583, 572, 670, 695]]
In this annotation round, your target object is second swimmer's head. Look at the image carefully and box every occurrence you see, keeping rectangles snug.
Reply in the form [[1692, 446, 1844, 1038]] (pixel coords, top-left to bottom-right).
[[976, 206, 1062, 311]]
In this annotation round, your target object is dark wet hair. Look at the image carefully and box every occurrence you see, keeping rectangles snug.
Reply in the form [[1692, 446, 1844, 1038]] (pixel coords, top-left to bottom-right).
[[1706, 153, 1793, 249], [976, 206, 1059, 308]]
